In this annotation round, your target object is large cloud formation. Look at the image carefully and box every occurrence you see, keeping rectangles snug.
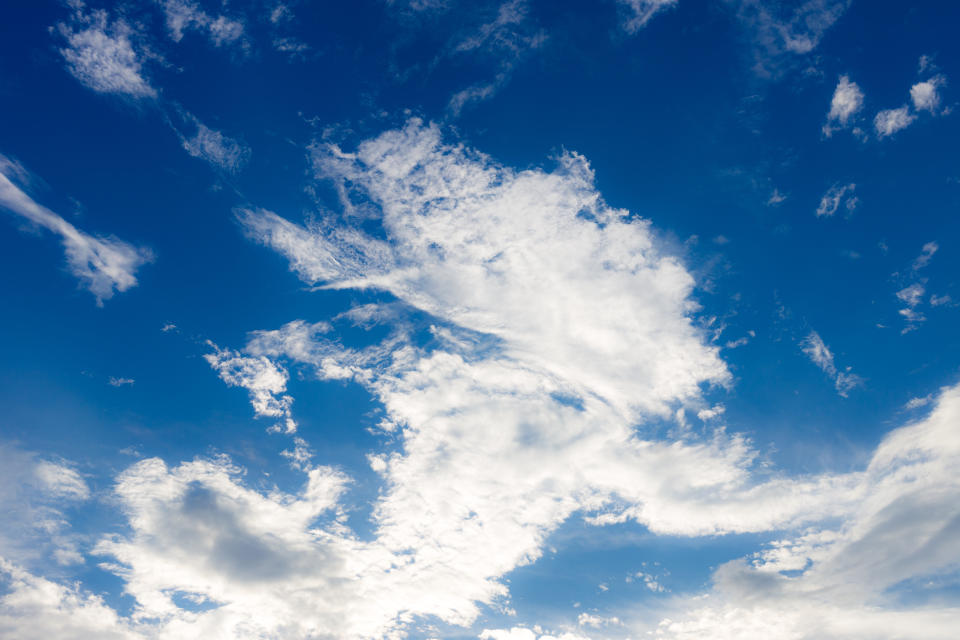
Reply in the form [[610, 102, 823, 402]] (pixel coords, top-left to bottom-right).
[[3, 121, 959, 640]]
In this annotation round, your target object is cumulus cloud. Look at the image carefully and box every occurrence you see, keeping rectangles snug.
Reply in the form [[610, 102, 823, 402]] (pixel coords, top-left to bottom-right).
[[911, 75, 946, 113], [0, 561, 142, 640], [11, 120, 955, 639], [801, 331, 861, 396], [57, 4, 156, 99], [815, 182, 857, 217], [822, 75, 863, 136], [618, 0, 678, 32], [204, 344, 297, 433], [874, 106, 917, 138], [0, 155, 152, 305]]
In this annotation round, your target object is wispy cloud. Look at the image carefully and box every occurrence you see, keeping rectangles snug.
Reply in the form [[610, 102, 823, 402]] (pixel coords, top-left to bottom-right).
[[156, 0, 245, 47], [0, 155, 152, 305], [178, 116, 251, 172], [617, 0, 678, 33], [815, 182, 857, 217], [895, 241, 939, 333], [446, 0, 546, 114], [733, 0, 851, 77], [801, 330, 862, 396]]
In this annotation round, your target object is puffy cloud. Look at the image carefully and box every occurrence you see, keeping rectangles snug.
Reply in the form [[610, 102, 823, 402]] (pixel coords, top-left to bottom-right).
[[0, 155, 152, 305], [815, 182, 856, 217], [243, 119, 729, 418], [204, 344, 297, 433], [618, 0, 678, 32], [57, 4, 156, 99], [874, 106, 917, 138], [0, 561, 142, 640], [800, 331, 861, 396], [822, 75, 864, 137], [22, 120, 957, 639], [911, 75, 946, 113]]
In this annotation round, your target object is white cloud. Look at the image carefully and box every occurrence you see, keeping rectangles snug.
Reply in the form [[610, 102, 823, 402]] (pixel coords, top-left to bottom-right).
[[17, 120, 957, 639], [912, 240, 938, 270], [243, 119, 729, 418], [57, 5, 156, 99], [904, 394, 933, 410], [618, 0, 678, 33], [0, 444, 90, 568], [766, 189, 787, 206], [911, 75, 946, 113], [446, 0, 546, 114], [157, 0, 245, 47], [822, 75, 864, 136], [481, 627, 592, 640], [204, 344, 297, 433], [874, 106, 917, 138], [734, 0, 851, 76], [0, 156, 152, 305], [180, 118, 250, 172], [0, 561, 142, 640], [109, 377, 135, 387], [896, 282, 925, 308], [801, 331, 861, 396], [815, 182, 856, 217], [895, 241, 939, 333], [654, 383, 960, 639]]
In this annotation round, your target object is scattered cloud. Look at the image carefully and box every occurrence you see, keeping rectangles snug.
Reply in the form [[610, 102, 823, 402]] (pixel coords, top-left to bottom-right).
[[874, 106, 917, 138], [618, 0, 678, 33], [733, 0, 851, 77], [0, 155, 152, 305], [822, 75, 863, 137], [446, 0, 546, 114], [204, 343, 297, 433], [904, 393, 933, 410], [912, 240, 938, 270], [108, 377, 135, 387], [56, 3, 157, 99], [895, 241, 939, 333], [801, 331, 861, 396], [157, 0, 245, 48], [766, 188, 787, 206], [178, 116, 251, 172], [911, 75, 946, 113], [815, 182, 856, 217]]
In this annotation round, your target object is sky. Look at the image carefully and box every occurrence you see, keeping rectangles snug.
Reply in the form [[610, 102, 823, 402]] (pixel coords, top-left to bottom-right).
[[1, 0, 960, 638]]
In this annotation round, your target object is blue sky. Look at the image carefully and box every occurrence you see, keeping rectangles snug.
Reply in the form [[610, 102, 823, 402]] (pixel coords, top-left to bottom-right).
[[1, 0, 960, 638]]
